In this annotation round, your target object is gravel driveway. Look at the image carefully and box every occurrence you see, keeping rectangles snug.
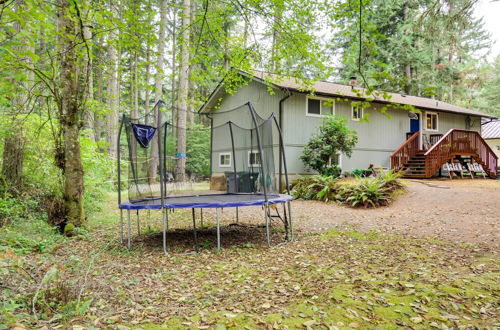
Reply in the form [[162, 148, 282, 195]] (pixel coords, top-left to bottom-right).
[[289, 179, 500, 247]]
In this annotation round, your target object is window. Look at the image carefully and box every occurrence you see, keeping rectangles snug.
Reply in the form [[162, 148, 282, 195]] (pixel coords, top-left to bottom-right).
[[219, 153, 231, 167], [248, 151, 261, 167], [306, 97, 334, 117], [327, 153, 340, 166], [352, 105, 363, 121], [425, 112, 438, 131]]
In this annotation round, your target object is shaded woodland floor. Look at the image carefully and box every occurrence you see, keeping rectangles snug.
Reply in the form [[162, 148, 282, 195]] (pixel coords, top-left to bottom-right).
[[1, 181, 499, 329]]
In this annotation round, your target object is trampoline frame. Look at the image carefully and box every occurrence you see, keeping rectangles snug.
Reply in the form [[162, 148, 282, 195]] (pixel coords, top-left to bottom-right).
[[117, 101, 294, 253]]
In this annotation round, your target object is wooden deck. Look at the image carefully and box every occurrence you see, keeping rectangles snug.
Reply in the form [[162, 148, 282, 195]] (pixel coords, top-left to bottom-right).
[[391, 129, 498, 179]]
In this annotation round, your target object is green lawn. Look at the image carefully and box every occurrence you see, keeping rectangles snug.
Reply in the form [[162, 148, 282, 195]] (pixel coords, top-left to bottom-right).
[[1, 193, 498, 329]]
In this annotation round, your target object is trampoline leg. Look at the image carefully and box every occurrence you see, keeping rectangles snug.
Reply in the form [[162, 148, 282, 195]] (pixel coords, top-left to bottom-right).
[[287, 201, 293, 241], [282, 203, 289, 240], [200, 208, 203, 227], [127, 210, 131, 250], [166, 209, 170, 230], [216, 208, 221, 252], [236, 207, 239, 224], [136, 210, 140, 236], [162, 208, 168, 254], [120, 209, 124, 244], [265, 203, 271, 247], [192, 208, 199, 252]]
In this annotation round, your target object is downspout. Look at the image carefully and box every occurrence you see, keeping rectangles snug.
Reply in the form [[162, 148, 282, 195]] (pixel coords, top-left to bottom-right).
[[278, 89, 291, 192]]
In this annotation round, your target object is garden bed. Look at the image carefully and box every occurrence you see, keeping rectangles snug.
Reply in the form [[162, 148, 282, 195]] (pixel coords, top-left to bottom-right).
[[291, 170, 405, 207]]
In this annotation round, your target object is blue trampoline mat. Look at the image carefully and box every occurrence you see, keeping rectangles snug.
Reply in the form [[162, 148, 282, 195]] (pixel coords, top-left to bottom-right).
[[119, 193, 293, 210]]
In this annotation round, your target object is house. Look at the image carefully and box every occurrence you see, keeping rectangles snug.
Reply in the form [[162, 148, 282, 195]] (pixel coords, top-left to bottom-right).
[[199, 70, 498, 182], [482, 120, 500, 160]]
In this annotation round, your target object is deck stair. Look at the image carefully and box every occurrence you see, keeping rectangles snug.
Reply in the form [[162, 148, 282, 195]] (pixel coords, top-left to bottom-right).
[[402, 152, 427, 178], [391, 129, 498, 179]]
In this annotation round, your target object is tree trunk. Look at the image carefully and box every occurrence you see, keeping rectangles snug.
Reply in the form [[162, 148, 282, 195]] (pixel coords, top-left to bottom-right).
[[2, 131, 25, 189], [403, 2, 412, 95], [171, 2, 177, 140], [94, 65, 104, 142], [176, 0, 190, 182], [57, 0, 85, 226], [106, 7, 119, 157], [131, 51, 138, 119], [82, 1, 94, 135], [145, 43, 151, 125], [93, 36, 104, 143], [147, 0, 168, 183], [1, 0, 33, 191]]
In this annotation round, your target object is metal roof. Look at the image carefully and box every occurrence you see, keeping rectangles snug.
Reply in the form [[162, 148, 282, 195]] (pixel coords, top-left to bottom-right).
[[248, 70, 494, 118], [482, 120, 500, 139]]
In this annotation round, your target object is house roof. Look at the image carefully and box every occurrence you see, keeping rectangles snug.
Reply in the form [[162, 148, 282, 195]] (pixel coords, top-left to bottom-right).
[[199, 70, 495, 119], [482, 120, 500, 139], [249, 70, 495, 118]]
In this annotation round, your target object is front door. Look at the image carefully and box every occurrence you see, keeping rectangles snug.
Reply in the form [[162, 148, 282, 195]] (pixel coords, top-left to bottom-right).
[[410, 114, 420, 133]]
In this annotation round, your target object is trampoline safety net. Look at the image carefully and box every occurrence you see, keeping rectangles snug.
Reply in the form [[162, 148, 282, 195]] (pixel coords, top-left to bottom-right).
[[118, 102, 285, 208]]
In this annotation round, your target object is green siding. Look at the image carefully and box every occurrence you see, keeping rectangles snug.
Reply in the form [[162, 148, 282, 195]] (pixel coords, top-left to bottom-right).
[[210, 81, 283, 174], [209, 80, 484, 175]]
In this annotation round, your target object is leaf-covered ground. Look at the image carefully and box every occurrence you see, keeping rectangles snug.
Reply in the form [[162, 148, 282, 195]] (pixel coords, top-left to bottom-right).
[[1, 192, 499, 329]]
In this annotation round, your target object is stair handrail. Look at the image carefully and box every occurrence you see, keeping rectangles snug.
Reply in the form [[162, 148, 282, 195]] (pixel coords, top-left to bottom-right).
[[390, 131, 419, 171], [423, 129, 454, 156], [424, 129, 497, 178]]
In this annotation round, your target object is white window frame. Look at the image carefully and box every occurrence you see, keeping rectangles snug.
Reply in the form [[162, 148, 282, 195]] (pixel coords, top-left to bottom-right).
[[218, 152, 232, 168], [351, 105, 363, 121], [305, 96, 335, 117], [424, 111, 439, 132], [248, 150, 262, 167], [327, 152, 342, 169]]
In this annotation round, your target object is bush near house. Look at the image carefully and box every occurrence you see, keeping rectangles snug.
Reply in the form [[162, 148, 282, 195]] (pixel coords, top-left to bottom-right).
[[291, 170, 405, 207], [300, 115, 357, 177]]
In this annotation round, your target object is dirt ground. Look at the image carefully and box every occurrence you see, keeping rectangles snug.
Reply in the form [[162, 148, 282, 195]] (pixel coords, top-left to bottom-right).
[[290, 179, 500, 247], [201, 179, 500, 248]]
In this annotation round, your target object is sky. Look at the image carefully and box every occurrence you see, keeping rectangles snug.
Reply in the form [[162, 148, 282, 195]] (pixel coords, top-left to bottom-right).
[[474, 0, 500, 60]]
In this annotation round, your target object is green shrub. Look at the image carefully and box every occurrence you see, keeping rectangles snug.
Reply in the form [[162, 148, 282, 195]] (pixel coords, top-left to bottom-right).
[[186, 124, 210, 178], [80, 132, 115, 215], [0, 194, 26, 227], [291, 175, 339, 202], [0, 213, 64, 254], [376, 168, 405, 192], [300, 116, 357, 177], [292, 170, 405, 208], [337, 178, 390, 207]]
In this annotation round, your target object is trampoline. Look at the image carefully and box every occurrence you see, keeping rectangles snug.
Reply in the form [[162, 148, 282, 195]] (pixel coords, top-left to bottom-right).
[[119, 193, 292, 210], [117, 101, 293, 253]]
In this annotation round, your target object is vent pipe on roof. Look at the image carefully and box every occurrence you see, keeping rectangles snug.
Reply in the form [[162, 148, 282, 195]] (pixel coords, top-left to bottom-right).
[[348, 76, 359, 88]]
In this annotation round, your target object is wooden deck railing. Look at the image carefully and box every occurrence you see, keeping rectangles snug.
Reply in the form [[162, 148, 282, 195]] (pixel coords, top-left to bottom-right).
[[424, 129, 498, 178], [390, 131, 420, 172]]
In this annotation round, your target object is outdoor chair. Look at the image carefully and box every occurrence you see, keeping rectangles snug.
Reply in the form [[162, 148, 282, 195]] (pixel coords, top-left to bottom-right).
[[467, 163, 487, 179], [445, 162, 470, 179], [444, 162, 457, 179]]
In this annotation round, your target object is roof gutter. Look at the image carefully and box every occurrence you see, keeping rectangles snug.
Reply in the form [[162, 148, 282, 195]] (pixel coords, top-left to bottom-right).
[[278, 89, 292, 192], [284, 88, 494, 119]]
